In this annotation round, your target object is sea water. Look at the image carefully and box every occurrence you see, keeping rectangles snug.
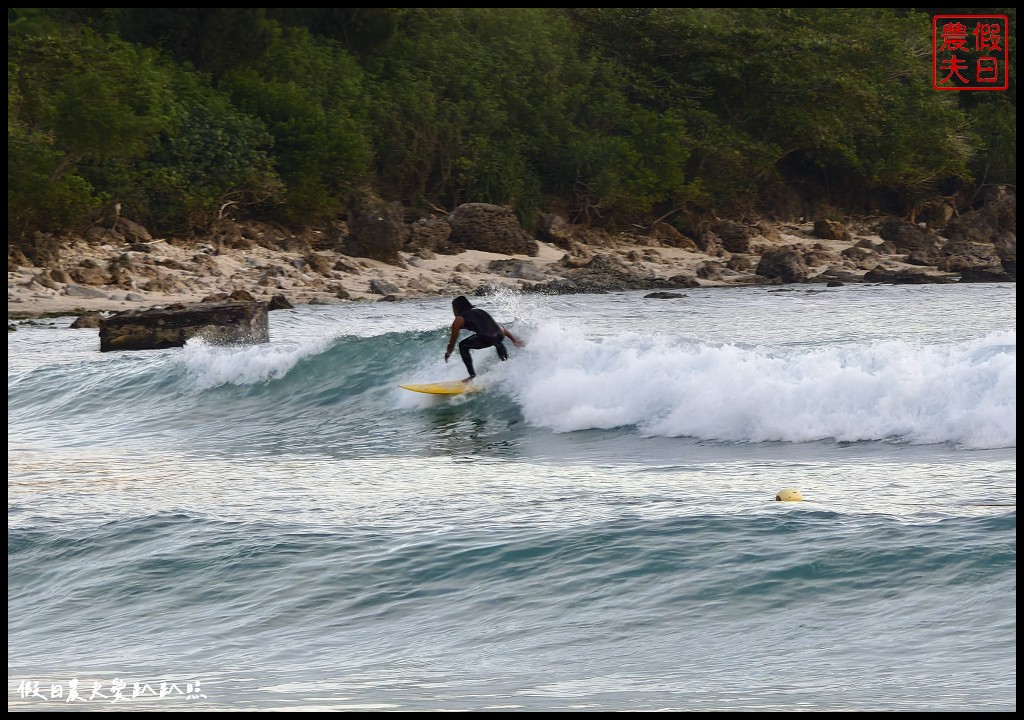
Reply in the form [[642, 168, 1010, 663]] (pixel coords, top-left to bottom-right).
[[8, 282, 1016, 711]]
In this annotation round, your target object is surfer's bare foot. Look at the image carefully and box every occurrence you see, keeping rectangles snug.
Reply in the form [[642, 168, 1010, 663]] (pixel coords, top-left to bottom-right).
[[462, 377, 474, 383]]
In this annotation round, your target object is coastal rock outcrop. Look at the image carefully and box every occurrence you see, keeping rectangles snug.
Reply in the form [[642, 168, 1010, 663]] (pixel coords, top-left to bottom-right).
[[344, 201, 408, 265], [447, 203, 539, 256], [6, 188, 1017, 321], [99, 301, 269, 352]]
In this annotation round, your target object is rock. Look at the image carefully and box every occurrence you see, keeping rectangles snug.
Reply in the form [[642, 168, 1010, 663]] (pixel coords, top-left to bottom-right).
[[302, 253, 336, 276], [715, 221, 756, 252], [878, 219, 943, 255], [49, 268, 73, 284], [33, 273, 63, 291], [944, 191, 1015, 244], [486, 259, 548, 281], [344, 201, 408, 264], [667, 274, 700, 288], [550, 252, 670, 293], [65, 284, 110, 299], [407, 217, 454, 253], [112, 217, 152, 244], [841, 245, 876, 263], [649, 222, 694, 249], [756, 248, 810, 283], [696, 261, 725, 280], [267, 293, 295, 310], [726, 254, 754, 271], [958, 267, 1015, 283], [201, 292, 231, 302], [447, 203, 539, 256], [70, 311, 104, 329], [142, 276, 175, 293], [99, 301, 269, 352], [862, 267, 956, 284], [368, 279, 401, 295], [70, 259, 110, 286], [228, 289, 257, 302], [755, 221, 782, 242], [574, 227, 617, 248], [696, 231, 724, 256], [333, 258, 362, 273], [536, 213, 575, 247], [813, 219, 851, 242], [943, 191, 1016, 278], [936, 239, 1002, 273]]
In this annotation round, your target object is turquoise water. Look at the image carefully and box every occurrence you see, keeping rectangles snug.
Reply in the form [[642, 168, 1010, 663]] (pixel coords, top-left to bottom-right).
[[8, 283, 1016, 711]]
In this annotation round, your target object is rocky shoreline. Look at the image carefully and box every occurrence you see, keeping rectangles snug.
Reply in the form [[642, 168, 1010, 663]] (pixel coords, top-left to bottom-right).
[[7, 193, 1016, 322]]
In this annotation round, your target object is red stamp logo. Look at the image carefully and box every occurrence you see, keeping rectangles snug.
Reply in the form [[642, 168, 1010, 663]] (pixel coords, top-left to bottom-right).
[[933, 14, 1009, 90]]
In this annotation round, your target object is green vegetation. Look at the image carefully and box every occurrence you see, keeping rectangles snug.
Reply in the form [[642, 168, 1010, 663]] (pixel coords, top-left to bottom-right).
[[8, 7, 1015, 249]]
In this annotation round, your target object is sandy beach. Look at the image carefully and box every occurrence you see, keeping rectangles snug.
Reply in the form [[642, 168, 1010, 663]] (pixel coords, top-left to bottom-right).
[[10, 216, 957, 322], [6, 230, 761, 319]]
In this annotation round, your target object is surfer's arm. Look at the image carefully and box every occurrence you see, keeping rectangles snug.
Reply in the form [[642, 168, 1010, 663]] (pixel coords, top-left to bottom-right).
[[444, 317, 465, 361], [502, 326, 525, 348]]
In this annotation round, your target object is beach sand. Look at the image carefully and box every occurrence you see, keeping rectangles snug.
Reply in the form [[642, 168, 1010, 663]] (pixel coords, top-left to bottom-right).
[[7, 220, 952, 320], [7, 238, 720, 319]]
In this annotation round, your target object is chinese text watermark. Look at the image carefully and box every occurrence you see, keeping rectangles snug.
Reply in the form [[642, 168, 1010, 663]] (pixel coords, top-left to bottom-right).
[[14, 678, 207, 703], [933, 14, 1010, 91]]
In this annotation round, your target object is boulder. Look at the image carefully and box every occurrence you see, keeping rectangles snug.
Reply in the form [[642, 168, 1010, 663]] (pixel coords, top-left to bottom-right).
[[344, 201, 408, 264], [99, 301, 269, 352], [447, 203, 539, 256], [756, 247, 810, 283], [406, 217, 453, 254], [536, 213, 575, 247], [715, 220, 756, 252], [878, 219, 943, 255], [862, 267, 956, 284], [812, 218, 851, 242]]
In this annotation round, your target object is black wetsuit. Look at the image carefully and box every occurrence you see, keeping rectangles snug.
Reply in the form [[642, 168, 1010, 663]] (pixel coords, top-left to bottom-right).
[[457, 308, 508, 377]]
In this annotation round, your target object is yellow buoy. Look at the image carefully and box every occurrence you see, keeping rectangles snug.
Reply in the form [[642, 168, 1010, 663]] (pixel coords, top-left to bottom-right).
[[775, 487, 804, 502]]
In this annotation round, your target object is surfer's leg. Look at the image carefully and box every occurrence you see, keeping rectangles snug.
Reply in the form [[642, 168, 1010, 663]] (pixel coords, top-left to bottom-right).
[[494, 339, 508, 361], [459, 335, 488, 378], [458, 343, 475, 378]]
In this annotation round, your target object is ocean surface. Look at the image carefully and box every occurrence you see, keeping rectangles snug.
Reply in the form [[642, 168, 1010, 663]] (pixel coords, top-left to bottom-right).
[[8, 282, 1016, 712]]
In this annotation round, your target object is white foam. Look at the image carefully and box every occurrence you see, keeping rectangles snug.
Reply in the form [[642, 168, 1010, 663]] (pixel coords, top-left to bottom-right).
[[499, 324, 1015, 449], [177, 336, 334, 389]]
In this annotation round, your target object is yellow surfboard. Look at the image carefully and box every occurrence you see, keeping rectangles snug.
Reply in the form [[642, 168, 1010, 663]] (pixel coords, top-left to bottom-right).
[[399, 380, 481, 395]]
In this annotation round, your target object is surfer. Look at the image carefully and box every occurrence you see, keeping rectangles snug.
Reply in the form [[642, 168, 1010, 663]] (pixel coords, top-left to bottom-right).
[[445, 295, 524, 381]]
